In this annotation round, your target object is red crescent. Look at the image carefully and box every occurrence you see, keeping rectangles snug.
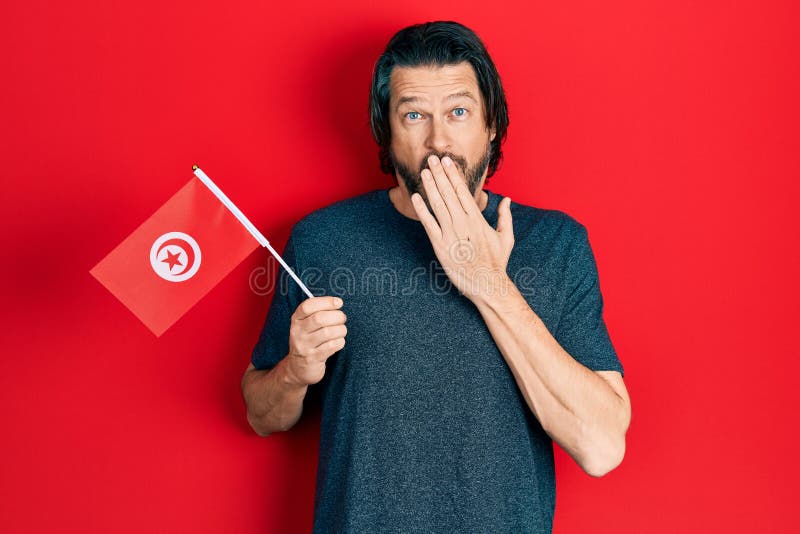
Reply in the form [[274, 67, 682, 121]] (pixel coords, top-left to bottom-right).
[[157, 238, 195, 276]]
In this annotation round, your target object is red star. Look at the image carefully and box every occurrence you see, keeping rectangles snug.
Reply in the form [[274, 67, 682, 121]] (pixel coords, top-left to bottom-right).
[[161, 249, 183, 271]]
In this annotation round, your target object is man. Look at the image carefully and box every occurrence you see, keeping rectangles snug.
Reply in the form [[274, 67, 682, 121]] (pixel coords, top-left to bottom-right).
[[241, 21, 631, 533]]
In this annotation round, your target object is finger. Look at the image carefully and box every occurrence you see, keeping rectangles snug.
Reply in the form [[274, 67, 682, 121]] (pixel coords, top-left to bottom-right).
[[411, 192, 443, 241], [441, 156, 479, 217], [294, 296, 343, 320], [421, 165, 452, 229], [303, 309, 348, 334], [427, 155, 466, 227], [496, 196, 514, 247], [309, 324, 348, 349], [314, 337, 346, 356]]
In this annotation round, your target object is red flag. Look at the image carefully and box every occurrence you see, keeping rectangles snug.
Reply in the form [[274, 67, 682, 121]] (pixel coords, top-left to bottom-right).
[[90, 172, 260, 336]]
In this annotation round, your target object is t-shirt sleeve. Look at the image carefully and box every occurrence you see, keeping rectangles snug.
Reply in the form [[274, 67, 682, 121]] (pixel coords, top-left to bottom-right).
[[251, 231, 304, 371], [554, 223, 625, 377]]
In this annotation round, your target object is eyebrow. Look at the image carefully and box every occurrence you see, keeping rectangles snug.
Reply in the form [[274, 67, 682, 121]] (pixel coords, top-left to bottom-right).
[[394, 90, 478, 111]]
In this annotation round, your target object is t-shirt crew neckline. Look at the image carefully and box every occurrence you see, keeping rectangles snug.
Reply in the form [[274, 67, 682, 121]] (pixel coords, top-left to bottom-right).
[[381, 187, 501, 228]]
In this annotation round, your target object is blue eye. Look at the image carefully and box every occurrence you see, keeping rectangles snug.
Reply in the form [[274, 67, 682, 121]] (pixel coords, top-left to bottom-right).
[[407, 111, 422, 120], [453, 107, 467, 117]]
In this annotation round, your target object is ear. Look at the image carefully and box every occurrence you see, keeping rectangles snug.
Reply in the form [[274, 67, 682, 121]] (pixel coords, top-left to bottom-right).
[[489, 122, 497, 142]]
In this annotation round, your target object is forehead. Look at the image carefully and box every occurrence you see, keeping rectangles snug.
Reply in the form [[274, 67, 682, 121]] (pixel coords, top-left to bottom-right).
[[389, 62, 480, 104]]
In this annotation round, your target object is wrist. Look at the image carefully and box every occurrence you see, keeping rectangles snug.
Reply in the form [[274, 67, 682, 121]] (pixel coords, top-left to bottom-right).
[[278, 355, 310, 391], [468, 272, 515, 308]]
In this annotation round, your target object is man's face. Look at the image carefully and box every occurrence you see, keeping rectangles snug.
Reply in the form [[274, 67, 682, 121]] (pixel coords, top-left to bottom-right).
[[388, 62, 496, 210]]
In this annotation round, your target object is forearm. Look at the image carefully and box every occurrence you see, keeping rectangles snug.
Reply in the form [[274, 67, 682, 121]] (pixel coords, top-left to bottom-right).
[[242, 355, 308, 437], [473, 277, 627, 476]]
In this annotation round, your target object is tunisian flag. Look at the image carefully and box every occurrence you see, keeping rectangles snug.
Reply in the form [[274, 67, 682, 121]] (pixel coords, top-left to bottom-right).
[[90, 167, 263, 336]]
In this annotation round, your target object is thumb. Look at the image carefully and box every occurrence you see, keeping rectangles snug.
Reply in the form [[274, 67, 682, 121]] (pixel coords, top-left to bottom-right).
[[496, 197, 514, 243]]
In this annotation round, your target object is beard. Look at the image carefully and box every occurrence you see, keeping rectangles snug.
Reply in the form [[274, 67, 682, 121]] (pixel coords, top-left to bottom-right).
[[391, 141, 492, 215]]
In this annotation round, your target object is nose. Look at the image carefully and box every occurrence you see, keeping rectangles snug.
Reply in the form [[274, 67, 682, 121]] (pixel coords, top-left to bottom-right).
[[424, 115, 451, 153]]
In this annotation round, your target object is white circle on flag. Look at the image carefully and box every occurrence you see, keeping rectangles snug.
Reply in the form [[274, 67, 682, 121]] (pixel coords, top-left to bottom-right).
[[150, 232, 202, 282]]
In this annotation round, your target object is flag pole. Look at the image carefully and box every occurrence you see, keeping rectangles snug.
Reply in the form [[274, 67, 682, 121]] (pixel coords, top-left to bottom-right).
[[192, 165, 315, 299]]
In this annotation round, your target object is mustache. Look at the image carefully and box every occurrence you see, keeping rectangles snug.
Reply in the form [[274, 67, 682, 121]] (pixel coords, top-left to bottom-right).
[[417, 151, 468, 175]]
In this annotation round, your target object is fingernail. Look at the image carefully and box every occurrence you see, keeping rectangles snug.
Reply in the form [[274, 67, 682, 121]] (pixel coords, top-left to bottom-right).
[[428, 155, 439, 166], [335, 297, 343, 306], [442, 157, 452, 167]]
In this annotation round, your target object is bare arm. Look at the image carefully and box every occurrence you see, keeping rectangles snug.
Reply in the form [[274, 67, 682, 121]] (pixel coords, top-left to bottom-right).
[[241, 359, 308, 437], [242, 296, 348, 437], [473, 280, 631, 477]]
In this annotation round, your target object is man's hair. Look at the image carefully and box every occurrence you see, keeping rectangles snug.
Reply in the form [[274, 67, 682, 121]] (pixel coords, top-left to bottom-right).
[[369, 21, 509, 181]]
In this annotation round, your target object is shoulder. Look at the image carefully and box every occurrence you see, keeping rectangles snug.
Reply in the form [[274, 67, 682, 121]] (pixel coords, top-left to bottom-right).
[[291, 189, 385, 240], [505, 195, 589, 251], [285, 189, 387, 262]]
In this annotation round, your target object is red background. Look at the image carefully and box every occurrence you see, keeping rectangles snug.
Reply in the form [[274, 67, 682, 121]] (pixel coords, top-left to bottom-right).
[[2, 1, 797, 532]]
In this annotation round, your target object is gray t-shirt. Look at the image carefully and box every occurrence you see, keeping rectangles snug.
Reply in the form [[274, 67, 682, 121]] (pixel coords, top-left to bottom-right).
[[251, 187, 624, 533]]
